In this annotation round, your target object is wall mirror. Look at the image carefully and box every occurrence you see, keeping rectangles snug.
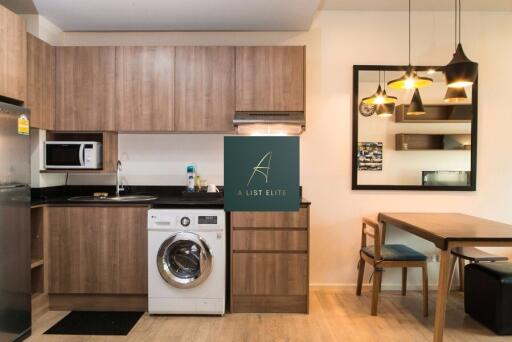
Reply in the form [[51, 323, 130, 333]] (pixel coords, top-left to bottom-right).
[[352, 65, 477, 191]]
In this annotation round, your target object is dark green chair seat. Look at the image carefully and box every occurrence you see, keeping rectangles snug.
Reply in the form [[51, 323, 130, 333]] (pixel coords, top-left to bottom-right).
[[362, 244, 427, 261]]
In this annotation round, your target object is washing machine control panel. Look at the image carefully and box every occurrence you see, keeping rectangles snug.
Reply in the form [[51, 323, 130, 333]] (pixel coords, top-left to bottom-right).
[[180, 216, 191, 227]]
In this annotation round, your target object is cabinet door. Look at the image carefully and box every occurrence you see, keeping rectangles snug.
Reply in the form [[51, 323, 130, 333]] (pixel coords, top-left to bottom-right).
[[55, 47, 115, 131], [236, 46, 304, 111], [48, 207, 148, 294], [27, 34, 55, 129], [115, 46, 174, 131], [175, 46, 235, 132], [0, 5, 26, 102], [232, 253, 308, 296]]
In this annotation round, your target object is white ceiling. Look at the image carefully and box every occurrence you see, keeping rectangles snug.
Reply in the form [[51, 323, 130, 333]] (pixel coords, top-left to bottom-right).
[[32, 0, 321, 31], [321, 0, 512, 12]]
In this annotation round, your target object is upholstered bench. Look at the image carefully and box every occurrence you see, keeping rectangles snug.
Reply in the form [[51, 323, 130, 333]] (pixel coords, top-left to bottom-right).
[[465, 262, 512, 335]]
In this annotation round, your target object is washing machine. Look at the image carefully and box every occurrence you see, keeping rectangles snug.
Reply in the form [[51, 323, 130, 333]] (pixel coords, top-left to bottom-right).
[[148, 209, 225, 315]]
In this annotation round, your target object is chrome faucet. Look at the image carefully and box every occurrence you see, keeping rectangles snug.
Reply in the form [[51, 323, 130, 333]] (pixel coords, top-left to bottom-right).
[[116, 160, 125, 197]]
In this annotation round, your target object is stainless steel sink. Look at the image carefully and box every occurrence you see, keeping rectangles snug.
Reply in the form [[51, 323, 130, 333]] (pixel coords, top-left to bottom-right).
[[68, 195, 158, 202]]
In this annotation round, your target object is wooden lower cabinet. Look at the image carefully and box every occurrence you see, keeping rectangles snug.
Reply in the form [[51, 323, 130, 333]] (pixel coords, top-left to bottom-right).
[[47, 206, 148, 308], [231, 205, 310, 313]]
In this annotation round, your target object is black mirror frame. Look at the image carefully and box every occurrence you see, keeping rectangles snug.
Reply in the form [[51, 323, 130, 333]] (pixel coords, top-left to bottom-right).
[[352, 65, 478, 191]]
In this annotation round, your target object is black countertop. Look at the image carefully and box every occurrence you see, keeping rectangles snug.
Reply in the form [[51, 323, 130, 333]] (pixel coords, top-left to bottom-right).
[[32, 185, 310, 208]]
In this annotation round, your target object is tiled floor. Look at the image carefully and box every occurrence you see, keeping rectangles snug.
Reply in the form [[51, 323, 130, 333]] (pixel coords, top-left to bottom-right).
[[28, 288, 508, 341]]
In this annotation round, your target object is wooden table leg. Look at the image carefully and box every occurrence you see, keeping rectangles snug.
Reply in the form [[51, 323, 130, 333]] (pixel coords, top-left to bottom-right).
[[447, 255, 457, 294], [434, 249, 452, 342], [458, 258, 465, 291]]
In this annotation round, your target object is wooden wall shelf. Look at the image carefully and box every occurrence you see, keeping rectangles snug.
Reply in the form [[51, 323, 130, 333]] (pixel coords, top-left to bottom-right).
[[396, 134, 472, 151], [395, 104, 472, 123], [43, 131, 118, 173]]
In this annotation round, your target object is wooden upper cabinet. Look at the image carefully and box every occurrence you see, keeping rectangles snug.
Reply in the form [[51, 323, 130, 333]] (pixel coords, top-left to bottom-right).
[[0, 5, 27, 102], [175, 46, 235, 132], [235, 46, 304, 111], [55, 47, 115, 131], [115, 46, 175, 131], [27, 34, 55, 130]]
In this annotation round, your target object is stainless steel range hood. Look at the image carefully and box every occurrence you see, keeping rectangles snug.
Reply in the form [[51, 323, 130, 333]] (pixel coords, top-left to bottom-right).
[[233, 111, 305, 135]]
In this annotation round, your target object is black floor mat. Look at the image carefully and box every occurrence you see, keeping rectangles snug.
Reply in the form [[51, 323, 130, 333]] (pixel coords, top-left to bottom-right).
[[44, 311, 144, 336]]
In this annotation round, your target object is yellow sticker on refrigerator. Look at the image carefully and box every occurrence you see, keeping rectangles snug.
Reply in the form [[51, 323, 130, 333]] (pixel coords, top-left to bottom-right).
[[17, 115, 29, 135]]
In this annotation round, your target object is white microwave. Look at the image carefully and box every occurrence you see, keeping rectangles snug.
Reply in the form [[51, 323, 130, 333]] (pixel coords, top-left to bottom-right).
[[44, 141, 102, 169]]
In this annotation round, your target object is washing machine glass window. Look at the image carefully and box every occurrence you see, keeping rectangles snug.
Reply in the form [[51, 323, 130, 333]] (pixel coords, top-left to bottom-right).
[[157, 232, 213, 289]]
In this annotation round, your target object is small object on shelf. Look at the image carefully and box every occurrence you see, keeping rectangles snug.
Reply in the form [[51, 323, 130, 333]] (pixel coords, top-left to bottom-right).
[[93, 192, 109, 199]]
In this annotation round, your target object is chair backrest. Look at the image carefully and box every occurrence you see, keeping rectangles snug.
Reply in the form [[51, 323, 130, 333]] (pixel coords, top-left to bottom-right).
[[361, 217, 382, 260]]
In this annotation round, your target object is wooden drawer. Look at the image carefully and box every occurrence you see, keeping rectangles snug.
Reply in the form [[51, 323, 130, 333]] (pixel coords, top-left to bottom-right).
[[232, 253, 308, 296], [232, 230, 307, 252], [231, 208, 308, 228]]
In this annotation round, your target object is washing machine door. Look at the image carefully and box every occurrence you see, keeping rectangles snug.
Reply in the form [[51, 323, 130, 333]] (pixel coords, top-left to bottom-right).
[[156, 232, 213, 289]]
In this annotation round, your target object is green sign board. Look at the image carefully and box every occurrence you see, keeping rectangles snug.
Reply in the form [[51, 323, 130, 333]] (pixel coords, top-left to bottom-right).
[[224, 136, 300, 211]]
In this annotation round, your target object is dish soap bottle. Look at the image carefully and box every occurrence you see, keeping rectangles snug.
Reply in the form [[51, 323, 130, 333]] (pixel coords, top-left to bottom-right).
[[186, 165, 195, 192]]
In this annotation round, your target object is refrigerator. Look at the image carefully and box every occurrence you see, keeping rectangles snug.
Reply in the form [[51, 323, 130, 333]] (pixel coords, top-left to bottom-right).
[[0, 101, 31, 341]]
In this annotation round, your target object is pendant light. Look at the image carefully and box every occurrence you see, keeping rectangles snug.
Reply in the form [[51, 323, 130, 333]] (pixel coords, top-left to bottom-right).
[[444, 85, 468, 103], [377, 72, 396, 117], [407, 89, 426, 115], [388, 0, 433, 90], [444, 0, 478, 88], [362, 70, 397, 105]]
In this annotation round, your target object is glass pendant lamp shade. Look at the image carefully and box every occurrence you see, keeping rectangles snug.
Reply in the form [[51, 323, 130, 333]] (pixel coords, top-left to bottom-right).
[[444, 43, 478, 88], [407, 89, 426, 115], [376, 102, 395, 118], [444, 86, 468, 103]]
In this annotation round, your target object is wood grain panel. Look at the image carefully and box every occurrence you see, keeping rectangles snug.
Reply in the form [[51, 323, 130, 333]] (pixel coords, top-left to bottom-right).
[[27, 34, 55, 129], [232, 253, 308, 296], [48, 206, 148, 294], [231, 208, 308, 228], [0, 5, 27, 102], [175, 46, 235, 132], [232, 295, 307, 313], [55, 47, 115, 131], [115, 46, 174, 131], [233, 230, 307, 251], [102, 132, 118, 172], [235, 46, 304, 111]]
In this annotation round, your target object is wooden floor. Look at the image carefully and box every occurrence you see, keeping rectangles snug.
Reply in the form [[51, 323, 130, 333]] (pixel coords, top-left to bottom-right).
[[28, 288, 509, 342]]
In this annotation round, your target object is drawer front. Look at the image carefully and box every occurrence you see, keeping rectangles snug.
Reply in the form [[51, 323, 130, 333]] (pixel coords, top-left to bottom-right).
[[233, 230, 307, 252], [232, 253, 308, 296], [231, 207, 308, 228]]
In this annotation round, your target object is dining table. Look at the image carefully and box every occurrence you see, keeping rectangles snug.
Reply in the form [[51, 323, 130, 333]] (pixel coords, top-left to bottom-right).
[[378, 212, 512, 342]]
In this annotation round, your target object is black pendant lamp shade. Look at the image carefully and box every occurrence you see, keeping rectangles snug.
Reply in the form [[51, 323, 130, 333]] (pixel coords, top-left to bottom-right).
[[388, 65, 433, 90], [376, 102, 396, 118], [444, 86, 468, 103], [444, 0, 478, 88], [407, 88, 426, 115], [362, 72, 398, 105], [387, 0, 433, 90], [444, 43, 478, 88]]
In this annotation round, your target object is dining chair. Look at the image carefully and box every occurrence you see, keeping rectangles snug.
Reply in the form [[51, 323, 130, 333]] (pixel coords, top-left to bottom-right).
[[356, 216, 429, 316]]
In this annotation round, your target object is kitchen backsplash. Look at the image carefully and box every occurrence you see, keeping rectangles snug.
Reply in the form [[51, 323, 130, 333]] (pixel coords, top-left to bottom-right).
[[67, 134, 225, 186]]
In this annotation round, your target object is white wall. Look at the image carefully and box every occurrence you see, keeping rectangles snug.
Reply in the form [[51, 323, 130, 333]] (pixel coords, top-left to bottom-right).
[[36, 10, 512, 287]]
